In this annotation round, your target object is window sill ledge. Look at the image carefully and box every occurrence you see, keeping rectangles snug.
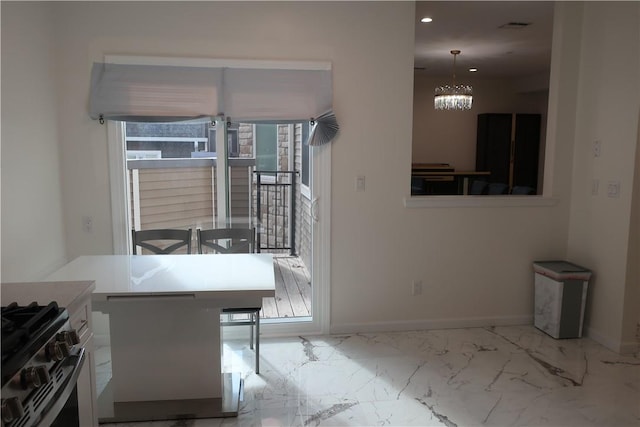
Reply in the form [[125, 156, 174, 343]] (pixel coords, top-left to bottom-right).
[[403, 195, 559, 209]]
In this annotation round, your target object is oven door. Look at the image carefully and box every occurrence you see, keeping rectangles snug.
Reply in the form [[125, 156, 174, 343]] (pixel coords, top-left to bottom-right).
[[36, 348, 85, 427]]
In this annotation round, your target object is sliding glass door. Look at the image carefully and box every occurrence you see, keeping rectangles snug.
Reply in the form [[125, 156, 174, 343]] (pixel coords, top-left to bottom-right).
[[120, 119, 315, 324]]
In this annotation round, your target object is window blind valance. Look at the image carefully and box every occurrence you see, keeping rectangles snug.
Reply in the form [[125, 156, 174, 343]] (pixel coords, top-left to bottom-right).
[[221, 68, 332, 122], [89, 63, 222, 122], [89, 61, 339, 144]]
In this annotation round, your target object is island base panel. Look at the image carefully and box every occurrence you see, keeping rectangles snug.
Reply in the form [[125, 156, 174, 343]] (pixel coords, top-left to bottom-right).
[[108, 303, 222, 401]]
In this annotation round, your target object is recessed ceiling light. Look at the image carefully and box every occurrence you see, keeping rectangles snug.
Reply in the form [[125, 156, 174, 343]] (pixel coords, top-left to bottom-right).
[[421, 17, 433, 23], [469, 68, 478, 72]]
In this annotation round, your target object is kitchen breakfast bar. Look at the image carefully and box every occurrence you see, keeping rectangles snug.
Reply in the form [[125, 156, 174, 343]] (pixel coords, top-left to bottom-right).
[[46, 254, 275, 423]]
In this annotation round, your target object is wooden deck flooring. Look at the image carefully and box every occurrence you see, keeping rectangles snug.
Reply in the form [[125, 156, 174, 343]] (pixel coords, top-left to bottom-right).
[[262, 256, 312, 319]]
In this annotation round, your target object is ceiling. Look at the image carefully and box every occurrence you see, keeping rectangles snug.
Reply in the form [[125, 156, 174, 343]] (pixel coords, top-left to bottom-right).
[[414, 1, 554, 79]]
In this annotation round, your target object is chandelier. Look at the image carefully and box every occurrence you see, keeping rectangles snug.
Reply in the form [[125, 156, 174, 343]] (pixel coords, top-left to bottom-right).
[[434, 50, 473, 110]]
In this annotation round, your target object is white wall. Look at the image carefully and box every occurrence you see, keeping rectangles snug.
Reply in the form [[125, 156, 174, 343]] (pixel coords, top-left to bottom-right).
[[412, 74, 548, 171], [1, 1, 637, 353], [624, 111, 640, 349], [566, 2, 640, 352], [1, 2, 67, 282]]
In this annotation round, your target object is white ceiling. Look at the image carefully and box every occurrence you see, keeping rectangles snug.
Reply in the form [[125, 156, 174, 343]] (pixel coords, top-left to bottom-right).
[[414, 1, 554, 78]]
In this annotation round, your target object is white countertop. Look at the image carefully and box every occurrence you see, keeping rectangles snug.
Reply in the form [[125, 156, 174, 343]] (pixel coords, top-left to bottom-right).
[[2, 281, 95, 312], [45, 254, 275, 303]]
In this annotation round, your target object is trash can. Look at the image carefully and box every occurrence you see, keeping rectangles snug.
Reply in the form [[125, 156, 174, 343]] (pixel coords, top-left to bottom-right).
[[533, 261, 592, 339]]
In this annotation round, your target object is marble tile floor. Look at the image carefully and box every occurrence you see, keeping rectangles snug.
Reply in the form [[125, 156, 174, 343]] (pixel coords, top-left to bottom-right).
[[96, 325, 640, 427]]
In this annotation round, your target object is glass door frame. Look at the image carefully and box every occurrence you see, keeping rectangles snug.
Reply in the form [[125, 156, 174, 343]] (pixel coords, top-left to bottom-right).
[[214, 116, 230, 228]]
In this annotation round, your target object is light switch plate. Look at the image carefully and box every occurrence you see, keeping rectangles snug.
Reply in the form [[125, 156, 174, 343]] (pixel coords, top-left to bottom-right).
[[607, 181, 620, 198]]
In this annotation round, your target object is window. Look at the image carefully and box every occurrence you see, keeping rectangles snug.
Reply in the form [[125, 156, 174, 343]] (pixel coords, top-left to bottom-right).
[[255, 124, 278, 174], [227, 129, 239, 158], [301, 122, 310, 186], [125, 122, 208, 158], [208, 127, 240, 158], [300, 122, 311, 199], [123, 121, 218, 234]]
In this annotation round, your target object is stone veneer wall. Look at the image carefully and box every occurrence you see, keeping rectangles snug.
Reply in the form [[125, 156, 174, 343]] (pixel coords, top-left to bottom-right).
[[237, 124, 253, 158], [236, 123, 311, 268]]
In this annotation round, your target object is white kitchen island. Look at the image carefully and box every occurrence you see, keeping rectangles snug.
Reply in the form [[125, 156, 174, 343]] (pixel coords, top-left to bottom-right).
[[45, 253, 275, 423]]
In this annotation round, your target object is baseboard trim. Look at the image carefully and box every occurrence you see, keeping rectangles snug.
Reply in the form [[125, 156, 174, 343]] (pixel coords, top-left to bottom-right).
[[585, 325, 640, 355], [330, 315, 532, 335]]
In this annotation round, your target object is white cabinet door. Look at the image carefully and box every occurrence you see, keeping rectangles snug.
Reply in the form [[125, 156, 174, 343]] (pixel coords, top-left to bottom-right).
[[77, 334, 98, 427], [69, 295, 97, 427]]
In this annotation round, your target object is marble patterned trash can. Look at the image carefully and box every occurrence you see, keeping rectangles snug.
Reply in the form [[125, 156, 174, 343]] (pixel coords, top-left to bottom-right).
[[533, 261, 592, 339]]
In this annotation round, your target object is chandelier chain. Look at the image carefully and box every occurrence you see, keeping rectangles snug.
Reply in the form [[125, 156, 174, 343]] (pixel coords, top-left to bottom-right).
[[452, 51, 457, 86]]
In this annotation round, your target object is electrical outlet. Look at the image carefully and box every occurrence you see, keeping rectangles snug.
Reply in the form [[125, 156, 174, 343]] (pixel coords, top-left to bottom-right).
[[412, 280, 423, 296], [593, 140, 602, 157], [82, 216, 93, 233], [356, 175, 366, 192], [591, 179, 599, 196]]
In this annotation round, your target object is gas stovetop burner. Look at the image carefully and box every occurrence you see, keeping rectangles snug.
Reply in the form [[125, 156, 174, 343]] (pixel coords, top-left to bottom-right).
[[1, 301, 84, 427], [1, 302, 68, 386]]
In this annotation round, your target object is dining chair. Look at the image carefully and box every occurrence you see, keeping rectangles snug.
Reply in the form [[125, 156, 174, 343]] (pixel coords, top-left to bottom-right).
[[511, 185, 535, 195], [487, 182, 509, 195], [197, 227, 262, 373], [131, 228, 192, 255], [468, 179, 488, 195]]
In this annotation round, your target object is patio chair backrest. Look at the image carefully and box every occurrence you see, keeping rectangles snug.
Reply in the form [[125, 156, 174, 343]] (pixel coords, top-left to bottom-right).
[[131, 228, 192, 254], [197, 228, 255, 254]]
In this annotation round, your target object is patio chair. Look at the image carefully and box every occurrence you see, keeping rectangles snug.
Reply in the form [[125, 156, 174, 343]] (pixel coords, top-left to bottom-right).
[[197, 227, 262, 373], [131, 228, 192, 254], [197, 227, 254, 254]]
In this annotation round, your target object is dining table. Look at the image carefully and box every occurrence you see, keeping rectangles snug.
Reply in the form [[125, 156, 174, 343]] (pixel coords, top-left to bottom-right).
[[45, 253, 275, 423]]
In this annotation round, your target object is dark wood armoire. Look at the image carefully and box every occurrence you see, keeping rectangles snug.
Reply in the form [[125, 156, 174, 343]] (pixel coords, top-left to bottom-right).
[[476, 113, 541, 193]]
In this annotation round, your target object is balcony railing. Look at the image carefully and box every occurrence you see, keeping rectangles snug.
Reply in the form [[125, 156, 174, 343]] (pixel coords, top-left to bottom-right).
[[254, 170, 297, 256]]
